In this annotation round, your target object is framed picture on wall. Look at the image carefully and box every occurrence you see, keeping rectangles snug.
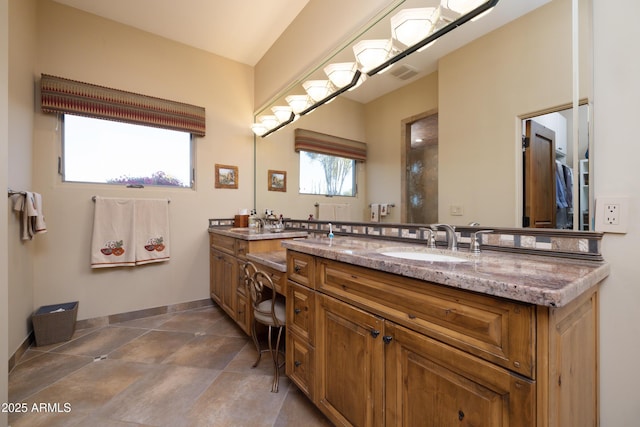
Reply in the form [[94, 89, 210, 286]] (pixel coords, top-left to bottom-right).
[[268, 170, 286, 192], [215, 164, 238, 189]]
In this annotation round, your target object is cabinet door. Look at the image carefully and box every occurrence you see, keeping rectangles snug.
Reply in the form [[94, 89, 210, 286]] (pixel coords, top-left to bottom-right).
[[210, 249, 236, 317], [209, 248, 223, 305], [385, 321, 535, 427], [286, 329, 314, 399], [317, 294, 384, 427]]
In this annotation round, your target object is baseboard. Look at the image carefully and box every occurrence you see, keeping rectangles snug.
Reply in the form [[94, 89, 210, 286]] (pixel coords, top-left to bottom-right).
[[8, 332, 34, 372]]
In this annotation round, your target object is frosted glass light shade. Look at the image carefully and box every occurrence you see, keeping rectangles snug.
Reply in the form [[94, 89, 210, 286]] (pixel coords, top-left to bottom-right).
[[352, 39, 394, 72], [391, 7, 441, 48], [271, 105, 293, 122], [303, 80, 335, 102], [441, 0, 486, 15], [324, 62, 358, 88], [286, 95, 313, 114], [251, 123, 268, 136], [259, 115, 279, 130]]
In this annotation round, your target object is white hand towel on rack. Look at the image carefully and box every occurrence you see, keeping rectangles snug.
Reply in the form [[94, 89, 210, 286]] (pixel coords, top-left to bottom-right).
[[27, 192, 47, 234], [91, 197, 136, 268], [134, 199, 170, 265], [317, 203, 336, 221]]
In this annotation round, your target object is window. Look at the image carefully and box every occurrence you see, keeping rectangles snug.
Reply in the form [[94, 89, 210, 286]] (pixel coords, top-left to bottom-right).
[[299, 150, 356, 196], [62, 114, 193, 187]]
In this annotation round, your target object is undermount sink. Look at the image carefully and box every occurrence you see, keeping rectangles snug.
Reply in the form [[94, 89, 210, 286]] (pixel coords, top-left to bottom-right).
[[381, 251, 468, 263]]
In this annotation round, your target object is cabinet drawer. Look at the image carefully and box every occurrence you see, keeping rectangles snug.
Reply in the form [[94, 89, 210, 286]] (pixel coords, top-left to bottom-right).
[[287, 281, 316, 344], [286, 330, 315, 400], [210, 233, 236, 256], [252, 262, 286, 296], [317, 259, 535, 378], [235, 240, 248, 259], [287, 251, 315, 289]]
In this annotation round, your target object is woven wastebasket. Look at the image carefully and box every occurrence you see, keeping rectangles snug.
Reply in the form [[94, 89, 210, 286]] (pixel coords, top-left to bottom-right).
[[32, 301, 78, 347]]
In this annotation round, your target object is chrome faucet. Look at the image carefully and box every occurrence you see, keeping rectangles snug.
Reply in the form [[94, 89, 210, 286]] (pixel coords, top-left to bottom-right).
[[430, 224, 458, 251]]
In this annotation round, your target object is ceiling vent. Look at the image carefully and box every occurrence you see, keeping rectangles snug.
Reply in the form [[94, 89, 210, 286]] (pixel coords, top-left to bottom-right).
[[390, 64, 419, 80]]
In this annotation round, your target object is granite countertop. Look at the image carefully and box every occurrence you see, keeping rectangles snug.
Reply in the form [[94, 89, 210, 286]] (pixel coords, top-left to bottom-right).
[[208, 227, 308, 241], [246, 251, 287, 273], [281, 235, 610, 308]]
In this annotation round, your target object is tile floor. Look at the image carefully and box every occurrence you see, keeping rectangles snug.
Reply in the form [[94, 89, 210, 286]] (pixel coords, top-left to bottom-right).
[[8, 305, 332, 427]]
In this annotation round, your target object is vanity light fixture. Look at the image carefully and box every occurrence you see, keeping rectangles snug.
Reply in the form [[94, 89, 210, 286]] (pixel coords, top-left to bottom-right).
[[285, 94, 313, 114], [271, 105, 293, 122], [324, 62, 359, 88], [352, 39, 396, 73], [367, 0, 498, 76], [441, 0, 486, 15], [252, 0, 499, 137], [258, 110, 297, 138], [251, 122, 268, 136], [303, 79, 336, 102], [259, 115, 279, 130], [391, 7, 441, 49]]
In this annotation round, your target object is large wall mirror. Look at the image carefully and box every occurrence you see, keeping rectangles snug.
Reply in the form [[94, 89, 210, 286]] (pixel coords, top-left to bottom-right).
[[254, 0, 593, 231]]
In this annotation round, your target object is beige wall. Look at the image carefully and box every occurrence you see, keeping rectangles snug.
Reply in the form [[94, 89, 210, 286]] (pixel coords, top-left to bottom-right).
[[593, 0, 640, 424], [27, 0, 254, 323], [256, 96, 367, 220], [7, 0, 36, 364], [1, 0, 9, 420]]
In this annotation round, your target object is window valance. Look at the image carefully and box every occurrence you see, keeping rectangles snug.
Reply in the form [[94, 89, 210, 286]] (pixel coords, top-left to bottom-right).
[[40, 74, 206, 136], [294, 128, 366, 162]]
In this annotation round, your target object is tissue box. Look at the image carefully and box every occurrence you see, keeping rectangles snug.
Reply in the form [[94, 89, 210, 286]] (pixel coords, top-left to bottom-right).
[[32, 301, 78, 347]]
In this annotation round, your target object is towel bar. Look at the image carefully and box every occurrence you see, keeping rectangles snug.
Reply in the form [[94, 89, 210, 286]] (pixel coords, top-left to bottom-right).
[[7, 189, 26, 197], [91, 196, 170, 203]]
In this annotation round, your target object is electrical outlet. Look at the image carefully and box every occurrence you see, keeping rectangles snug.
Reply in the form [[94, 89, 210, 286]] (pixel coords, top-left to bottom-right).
[[595, 197, 629, 233], [604, 204, 619, 225], [450, 205, 464, 216]]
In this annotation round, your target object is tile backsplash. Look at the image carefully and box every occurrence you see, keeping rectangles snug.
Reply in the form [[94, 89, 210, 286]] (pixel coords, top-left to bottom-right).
[[209, 218, 604, 262]]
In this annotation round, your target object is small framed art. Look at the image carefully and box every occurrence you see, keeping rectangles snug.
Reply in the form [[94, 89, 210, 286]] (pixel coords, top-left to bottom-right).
[[268, 170, 286, 192], [215, 164, 238, 189]]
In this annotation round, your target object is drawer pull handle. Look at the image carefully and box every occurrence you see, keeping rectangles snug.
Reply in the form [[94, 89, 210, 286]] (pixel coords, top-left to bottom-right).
[[370, 329, 380, 338], [294, 308, 302, 314], [294, 360, 302, 367], [383, 336, 393, 344], [458, 410, 465, 421], [294, 265, 301, 273]]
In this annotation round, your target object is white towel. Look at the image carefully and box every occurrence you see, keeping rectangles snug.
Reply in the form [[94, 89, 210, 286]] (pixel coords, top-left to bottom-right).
[[370, 204, 380, 222], [334, 203, 351, 221], [318, 203, 336, 221], [379, 203, 388, 217], [91, 197, 136, 268], [11, 192, 47, 240], [28, 192, 48, 234], [134, 199, 170, 265]]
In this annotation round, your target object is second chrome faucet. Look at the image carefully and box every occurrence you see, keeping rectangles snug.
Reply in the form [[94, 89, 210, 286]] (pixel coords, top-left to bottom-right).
[[430, 224, 458, 251]]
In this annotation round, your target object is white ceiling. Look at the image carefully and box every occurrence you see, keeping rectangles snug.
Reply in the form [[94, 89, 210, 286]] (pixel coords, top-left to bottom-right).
[[52, 0, 310, 66]]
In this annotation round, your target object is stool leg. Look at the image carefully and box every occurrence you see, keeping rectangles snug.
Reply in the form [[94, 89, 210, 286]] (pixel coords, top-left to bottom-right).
[[251, 319, 261, 368], [270, 326, 284, 393]]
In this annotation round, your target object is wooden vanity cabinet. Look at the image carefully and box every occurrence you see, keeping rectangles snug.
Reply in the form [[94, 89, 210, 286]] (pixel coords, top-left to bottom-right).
[[286, 281, 316, 399], [209, 232, 287, 334], [285, 250, 599, 427]]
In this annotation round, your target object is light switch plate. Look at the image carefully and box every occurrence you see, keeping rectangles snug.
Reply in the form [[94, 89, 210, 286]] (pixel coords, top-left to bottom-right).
[[595, 197, 629, 233]]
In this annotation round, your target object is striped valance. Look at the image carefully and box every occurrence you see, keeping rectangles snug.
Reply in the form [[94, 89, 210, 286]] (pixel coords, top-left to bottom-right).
[[40, 74, 206, 136], [294, 128, 366, 162]]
